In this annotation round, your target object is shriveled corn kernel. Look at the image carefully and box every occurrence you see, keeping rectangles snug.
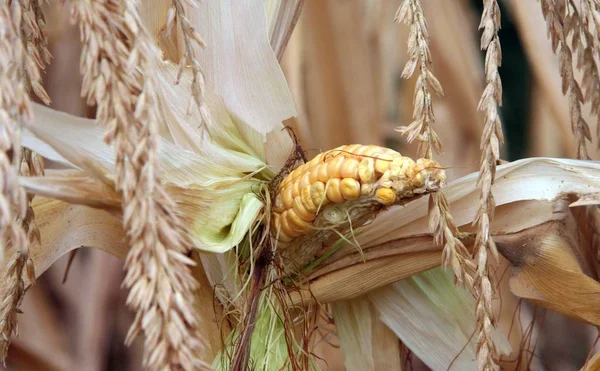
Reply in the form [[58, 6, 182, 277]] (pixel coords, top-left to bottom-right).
[[326, 178, 344, 203], [293, 196, 316, 222], [301, 185, 318, 213], [358, 158, 375, 183], [340, 158, 360, 179], [376, 188, 396, 205], [374, 154, 393, 174], [340, 178, 360, 200]]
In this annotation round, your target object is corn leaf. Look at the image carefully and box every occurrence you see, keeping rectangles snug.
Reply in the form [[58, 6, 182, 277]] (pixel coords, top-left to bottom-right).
[[368, 268, 511, 371]]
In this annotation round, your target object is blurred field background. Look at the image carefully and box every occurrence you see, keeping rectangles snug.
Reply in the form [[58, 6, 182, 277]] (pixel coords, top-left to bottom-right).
[[4, 0, 599, 370]]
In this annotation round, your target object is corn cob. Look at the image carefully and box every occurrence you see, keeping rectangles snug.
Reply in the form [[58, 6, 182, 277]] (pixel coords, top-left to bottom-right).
[[271, 144, 446, 267]]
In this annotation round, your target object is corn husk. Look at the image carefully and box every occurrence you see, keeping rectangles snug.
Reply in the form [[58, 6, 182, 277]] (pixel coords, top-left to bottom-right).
[[369, 268, 511, 371], [289, 158, 600, 305]]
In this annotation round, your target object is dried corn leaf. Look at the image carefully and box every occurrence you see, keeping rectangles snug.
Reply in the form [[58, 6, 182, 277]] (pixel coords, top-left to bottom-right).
[[332, 298, 375, 371], [368, 268, 511, 371]]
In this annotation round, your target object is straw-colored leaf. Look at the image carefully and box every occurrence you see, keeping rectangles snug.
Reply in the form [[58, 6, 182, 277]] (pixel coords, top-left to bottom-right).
[[356, 157, 600, 248], [182, 0, 296, 136], [368, 268, 511, 371], [3, 198, 127, 283], [332, 298, 375, 371]]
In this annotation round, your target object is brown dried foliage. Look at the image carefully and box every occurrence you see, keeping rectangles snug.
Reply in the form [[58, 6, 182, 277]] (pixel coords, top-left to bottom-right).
[[72, 0, 209, 369], [0, 1, 49, 362], [540, 0, 591, 159], [395, 0, 476, 290]]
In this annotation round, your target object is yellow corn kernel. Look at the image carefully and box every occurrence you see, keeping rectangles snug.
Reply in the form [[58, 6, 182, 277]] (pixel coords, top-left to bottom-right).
[[282, 186, 294, 209], [310, 181, 329, 208], [375, 153, 393, 174], [376, 187, 396, 205], [299, 171, 311, 190], [280, 211, 301, 238], [274, 194, 284, 212], [292, 178, 301, 197], [309, 165, 320, 183], [287, 208, 312, 232], [340, 157, 360, 179], [326, 155, 345, 179], [340, 178, 360, 200], [326, 178, 344, 203], [301, 185, 318, 213], [340, 144, 362, 159], [317, 163, 330, 183], [293, 196, 316, 222]]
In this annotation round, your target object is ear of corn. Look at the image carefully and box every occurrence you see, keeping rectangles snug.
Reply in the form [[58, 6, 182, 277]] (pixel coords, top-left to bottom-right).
[[272, 144, 446, 267]]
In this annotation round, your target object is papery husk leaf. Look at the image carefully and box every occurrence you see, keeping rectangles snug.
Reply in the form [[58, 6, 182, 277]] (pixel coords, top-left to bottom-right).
[[265, 0, 304, 60], [356, 158, 600, 249], [332, 298, 375, 371], [582, 350, 600, 371], [24, 104, 266, 254], [500, 220, 600, 326], [8, 198, 127, 285], [20, 172, 121, 212], [183, 0, 297, 136], [368, 268, 511, 371]]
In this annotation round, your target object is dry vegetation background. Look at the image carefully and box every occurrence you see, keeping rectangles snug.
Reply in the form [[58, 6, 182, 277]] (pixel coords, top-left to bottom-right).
[[3, 0, 599, 370]]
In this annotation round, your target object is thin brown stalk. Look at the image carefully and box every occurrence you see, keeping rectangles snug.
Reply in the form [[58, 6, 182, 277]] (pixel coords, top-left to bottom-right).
[[395, 0, 476, 288], [474, 0, 504, 370], [540, 0, 591, 159], [72, 1, 210, 369], [0, 3, 44, 362], [166, 0, 212, 134]]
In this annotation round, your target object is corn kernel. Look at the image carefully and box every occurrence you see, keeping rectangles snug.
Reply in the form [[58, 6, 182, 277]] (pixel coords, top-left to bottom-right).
[[340, 158, 360, 179], [293, 196, 316, 222], [326, 178, 344, 203], [358, 158, 375, 183], [376, 187, 396, 205], [340, 178, 360, 200], [301, 185, 318, 213]]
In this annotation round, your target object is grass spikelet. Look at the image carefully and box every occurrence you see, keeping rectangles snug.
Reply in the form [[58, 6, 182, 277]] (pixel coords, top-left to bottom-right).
[[0, 3, 44, 362], [569, 0, 600, 147], [18, 0, 51, 104], [540, 0, 591, 159], [395, 0, 475, 289], [72, 1, 210, 369], [474, 0, 504, 369], [169, 0, 212, 133]]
